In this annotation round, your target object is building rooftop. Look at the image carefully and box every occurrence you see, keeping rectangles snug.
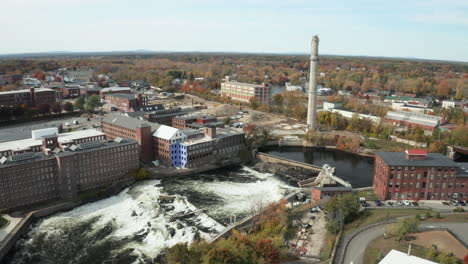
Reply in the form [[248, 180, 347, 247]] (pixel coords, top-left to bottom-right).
[[105, 93, 136, 100], [153, 125, 183, 140], [216, 127, 244, 138], [223, 80, 267, 89], [457, 162, 468, 177], [376, 151, 458, 167], [100, 87, 131, 93], [132, 104, 164, 112], [314, 186, 352, 192], [103, 113, 160, 131], [0, 129, 105, 154], [378, 249, 437, 264], [0, 138, 137, 168], [181, 128, 203, 137], [0, 88, 54, 95], [181, 136, 214, 146], [385, 111, 442, 127]]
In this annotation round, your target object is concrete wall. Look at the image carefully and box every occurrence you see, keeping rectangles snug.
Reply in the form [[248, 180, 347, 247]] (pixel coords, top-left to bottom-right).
[[256, 152, 321, 172]]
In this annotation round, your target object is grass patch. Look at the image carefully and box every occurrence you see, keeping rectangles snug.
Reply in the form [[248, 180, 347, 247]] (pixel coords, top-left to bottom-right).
[[363, 139, 418, 152], [425, 213, 468, 222], [319, 231, 336, 262], [364, 235, 434, 264], [357, 189, 378, 200], [344, 209, 431, 234], [0, 215, 8, 229]]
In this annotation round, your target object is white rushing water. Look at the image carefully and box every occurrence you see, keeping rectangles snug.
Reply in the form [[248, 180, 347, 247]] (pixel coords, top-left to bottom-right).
[[10, 166, 297, 263]]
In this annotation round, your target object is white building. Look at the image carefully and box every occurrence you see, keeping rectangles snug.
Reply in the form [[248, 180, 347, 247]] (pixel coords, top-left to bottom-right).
[[379, 249, 437, 264], [285, 82, 303, 92], [441, 99, 467, 109], [220, 76, 269, 104]]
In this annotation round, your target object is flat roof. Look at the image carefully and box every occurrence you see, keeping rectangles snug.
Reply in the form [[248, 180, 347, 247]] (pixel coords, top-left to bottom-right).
[[0, 88, 54, 95], [105, 93, 136, 99], [101, 87, 131, 92], [103, 113, 160, 131], [376, 151, 458, 167], [0, 129, 105, 153]]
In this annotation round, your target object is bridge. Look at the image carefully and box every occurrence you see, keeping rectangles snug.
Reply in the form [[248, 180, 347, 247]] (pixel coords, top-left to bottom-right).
[[207, 190, 302, 243], [255, 152, 322, 172]]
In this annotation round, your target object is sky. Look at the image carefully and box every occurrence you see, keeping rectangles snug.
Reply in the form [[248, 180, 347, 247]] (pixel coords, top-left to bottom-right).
[[1, 0, 467, 62]]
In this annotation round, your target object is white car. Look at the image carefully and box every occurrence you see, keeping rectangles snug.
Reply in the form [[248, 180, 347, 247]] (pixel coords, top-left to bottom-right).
[[402, 200, 411, 206]]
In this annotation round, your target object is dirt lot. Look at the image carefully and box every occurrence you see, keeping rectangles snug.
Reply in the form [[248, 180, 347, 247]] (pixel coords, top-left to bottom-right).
[[412, 231, 468, 259]]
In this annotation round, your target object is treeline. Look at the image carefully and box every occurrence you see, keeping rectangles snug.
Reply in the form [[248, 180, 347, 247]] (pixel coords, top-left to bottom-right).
[[0, 102, 73, 121], [1, 53, 466, 98]]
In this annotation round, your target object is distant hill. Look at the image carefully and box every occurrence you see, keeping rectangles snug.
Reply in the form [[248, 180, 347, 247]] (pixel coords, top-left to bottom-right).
[[0, 50, 466, 64]]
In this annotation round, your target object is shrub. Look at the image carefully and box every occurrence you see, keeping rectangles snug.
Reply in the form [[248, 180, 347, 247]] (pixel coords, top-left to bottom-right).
[[425, 211, 432, 218], [453, 207, 465, 212], [435, 212, 441, 219]]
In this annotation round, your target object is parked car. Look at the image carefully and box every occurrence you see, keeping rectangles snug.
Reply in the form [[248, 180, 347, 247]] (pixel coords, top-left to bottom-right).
[[402, 200, 411, 206], [375, 200, 383, 206], [458, 201, 467, 206], [360, 201, 369, 207], [398, 201, 404, 206], [411, 202, 419, 206], [387, 201, 393, 206], [310, 206, 321, 213], [450, 200, 459, 206]]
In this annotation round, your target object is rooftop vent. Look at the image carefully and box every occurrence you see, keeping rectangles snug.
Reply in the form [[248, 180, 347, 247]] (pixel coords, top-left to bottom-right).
[[78, 141, 103, 150], [9, 152, 35, 162], [114, 137, 124, 143], [0, 156, 7, 164], [69, 144, 78, 151]]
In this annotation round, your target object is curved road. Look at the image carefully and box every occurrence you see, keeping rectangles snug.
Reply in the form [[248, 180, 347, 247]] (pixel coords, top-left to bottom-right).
[[342, 222, 468, 264]]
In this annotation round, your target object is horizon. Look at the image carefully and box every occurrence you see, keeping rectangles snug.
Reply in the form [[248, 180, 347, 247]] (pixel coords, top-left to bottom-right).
[[1, 0, 467, 62], [1, 50, 467, 64]]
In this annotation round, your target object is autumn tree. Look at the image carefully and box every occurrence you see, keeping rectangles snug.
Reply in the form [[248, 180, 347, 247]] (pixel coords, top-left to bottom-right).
[[51, 102, 62, 114], [249, 97, 259, 110], [455, 78, 466, 99], [437, 80, 450, 97], [37, 103, 51, 115]]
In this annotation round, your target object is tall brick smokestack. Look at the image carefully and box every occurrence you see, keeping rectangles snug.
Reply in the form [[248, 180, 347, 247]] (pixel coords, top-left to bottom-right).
[[307, 35, 319, 131]]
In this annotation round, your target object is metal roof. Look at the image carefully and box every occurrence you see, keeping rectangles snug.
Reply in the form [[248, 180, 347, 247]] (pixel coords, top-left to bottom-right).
[[376, 151, 458, 167], [379, 249, 437, 264], [103, 113, 160, 131]]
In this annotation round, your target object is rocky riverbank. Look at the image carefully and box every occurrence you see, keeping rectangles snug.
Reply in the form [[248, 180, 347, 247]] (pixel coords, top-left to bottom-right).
[[253, 161, 318, 186]]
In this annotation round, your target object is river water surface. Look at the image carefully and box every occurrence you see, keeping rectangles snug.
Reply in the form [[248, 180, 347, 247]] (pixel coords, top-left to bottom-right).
[[261, 146, 375, 188], [6, 166, 297, 264]]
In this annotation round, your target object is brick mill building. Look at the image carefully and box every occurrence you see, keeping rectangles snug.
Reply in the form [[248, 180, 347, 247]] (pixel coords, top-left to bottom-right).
[[373, 149, 468, 201], [0, 128, 139, 209], [384, 111, 444, 132], [0, 88, 56, 106], [102, 113, 160, 162], [103, 93, 147, 112], [221, 76, 269, 104]]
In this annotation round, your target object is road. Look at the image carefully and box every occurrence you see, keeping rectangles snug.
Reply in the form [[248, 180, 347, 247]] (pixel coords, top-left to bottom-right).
[[342, 222, 468, 264]]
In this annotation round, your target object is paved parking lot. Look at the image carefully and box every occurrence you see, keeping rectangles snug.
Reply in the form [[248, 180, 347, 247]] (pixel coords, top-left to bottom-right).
[[361, 199, 468, 211], [0, 116, 102, 142]]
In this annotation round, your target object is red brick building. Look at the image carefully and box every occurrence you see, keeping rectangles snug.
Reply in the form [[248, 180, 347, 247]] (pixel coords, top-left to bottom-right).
[[103, 93, 147, 111], [0, 88, 56, 107], [102, 113, 160, 162], [373, 150, 468, 201], [311, 187, 352, 201]]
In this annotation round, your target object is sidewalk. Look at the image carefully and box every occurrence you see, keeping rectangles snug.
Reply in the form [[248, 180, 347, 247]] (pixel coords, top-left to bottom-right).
[[0, 214, 23, 243]]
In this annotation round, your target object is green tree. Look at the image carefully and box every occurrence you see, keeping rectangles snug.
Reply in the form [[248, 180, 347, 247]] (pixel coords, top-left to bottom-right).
[[249, 97, 259, 110], [63, 102, 74, 112], [74, 96, 86, 112], [438, 252, 459, 264], [85, 95, 103, 113], [385, 217, 420, 241], [130, 168, 150, 181]]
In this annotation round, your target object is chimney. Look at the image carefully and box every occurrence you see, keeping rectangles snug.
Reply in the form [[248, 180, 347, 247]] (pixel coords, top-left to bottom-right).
[[405, 149, 427, 160], [135, 93, 143, 106], [225, 76, 230, 82], [41, 135, 59, 153], [30, 87, 36, 106], [204, 126, 216, 139]]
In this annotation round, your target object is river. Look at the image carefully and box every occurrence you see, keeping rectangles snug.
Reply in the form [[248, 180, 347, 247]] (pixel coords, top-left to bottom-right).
[[5, 166, 297, 264], [260, 146, 375, 188]]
